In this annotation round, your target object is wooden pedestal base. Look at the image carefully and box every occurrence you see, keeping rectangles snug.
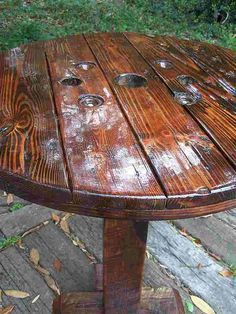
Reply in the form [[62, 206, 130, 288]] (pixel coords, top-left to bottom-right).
[[53, 264, 185, 314], [53, 287, 184, 314]]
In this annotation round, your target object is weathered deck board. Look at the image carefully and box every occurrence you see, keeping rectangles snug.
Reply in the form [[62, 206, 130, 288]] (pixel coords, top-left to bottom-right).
[[0, 203, 59, 237], [22, 222, 95, 293], [173, 211, 236, 265], [147, 221, 236, 314], [0, 246, 54, 314]]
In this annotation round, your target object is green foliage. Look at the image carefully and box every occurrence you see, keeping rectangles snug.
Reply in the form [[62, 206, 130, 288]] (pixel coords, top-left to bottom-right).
[[185, 300, 194, 313], [0, 235, 21, 250], [0, 0, 235, 51], [9, 202, 24, 212], [229, 264, 236, 278]]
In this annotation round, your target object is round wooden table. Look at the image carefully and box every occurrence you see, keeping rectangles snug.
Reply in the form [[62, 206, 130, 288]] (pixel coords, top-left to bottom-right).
[[0, 32, 235, 313]]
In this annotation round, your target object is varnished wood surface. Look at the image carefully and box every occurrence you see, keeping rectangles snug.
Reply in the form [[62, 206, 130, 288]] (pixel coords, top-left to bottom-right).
[[53, 288, 185, 314], [103, 219, 148, 313], [0, 33, 235, 219]]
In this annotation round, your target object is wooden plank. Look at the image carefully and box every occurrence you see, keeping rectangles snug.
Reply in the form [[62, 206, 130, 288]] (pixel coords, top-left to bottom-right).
[[0, 246, 54, 314], [125, 33, 236, 166], [103, 219, 148, 313], [53, 292, 103, 314], [53, 288, 185, 314], [85, 33, 236, 208], [173, 214, 236, 265], [22, 222, 95, 293], [0, 203, 60, 237], [174, 37, 236, 93], [44, 35, 165, 211], [67, 215, 103, 262], [147, 221, 236, 314], [214, 209, 236, 227], [0, 44, 71, 203]]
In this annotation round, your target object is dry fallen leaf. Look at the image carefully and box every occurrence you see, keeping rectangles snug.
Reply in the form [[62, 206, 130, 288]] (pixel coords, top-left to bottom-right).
[[60, 220, 70, 234], [190, 295, 215, 314], [197, 263, 203, 269], [61, 213, 72, 221], [179, 228, 188, 236], [44, 275, 60, 295], [4, 290, 30, 299], [51, 213, 60, 224], [35, 265, 50, 276], [0, 289, 2, 303], [0, 305, 14, 314], [32, 294, 40, 304], [53, 258, 62, 272], [193, 238, 202, 247], [30, 248, 40, 265], [208, 252, 221, 261], [219, 268, 234, 277], [6, 194, 14, 205]]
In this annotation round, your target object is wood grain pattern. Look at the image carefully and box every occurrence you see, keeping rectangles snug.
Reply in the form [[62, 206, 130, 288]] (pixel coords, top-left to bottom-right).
[[44, 34, 165, 210], [0, 32, 235, 218], [53, 288, 185, 314], [125, 33, 236, 165], [0, 43, 71, 203], [104, 219, 148, 313], [85, 32, 236, 208]]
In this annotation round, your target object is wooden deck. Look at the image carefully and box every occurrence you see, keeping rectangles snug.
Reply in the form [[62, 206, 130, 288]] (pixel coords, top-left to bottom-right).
[[0, 190, 235, 314]]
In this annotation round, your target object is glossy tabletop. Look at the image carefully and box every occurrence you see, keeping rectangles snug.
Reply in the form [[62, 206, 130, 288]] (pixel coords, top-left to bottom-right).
[[0, 32, 235, 220]]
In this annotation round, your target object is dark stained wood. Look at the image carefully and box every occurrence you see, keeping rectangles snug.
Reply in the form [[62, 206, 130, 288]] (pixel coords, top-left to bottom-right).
[[0, 32, 235, 217], [53, 292, 104, 314], [140, 287, 185, 314], [1, 33, 235, 314], [103, 219, 148, 313], [85, 32, 236, 210], [124, 33, 236, 165], [52, 288, 185, 314], [95, 264, 103, 291], [43, 34, 165, 210], [0, 43, 71, 203]]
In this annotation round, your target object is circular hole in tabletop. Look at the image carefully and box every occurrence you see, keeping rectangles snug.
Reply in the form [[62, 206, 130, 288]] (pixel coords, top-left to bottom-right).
[[176, 75, 196, 86], [73, 61, 97, 70], [174, 92, 200, 106], [114, 73, 147, 88], [154, 59, 173, 69], [78, 94, 104, 107], [60, 77, 83, 86]]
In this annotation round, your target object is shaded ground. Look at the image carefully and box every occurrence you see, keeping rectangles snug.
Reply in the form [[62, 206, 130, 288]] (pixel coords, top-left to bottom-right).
[[0, 190, 235, 313]]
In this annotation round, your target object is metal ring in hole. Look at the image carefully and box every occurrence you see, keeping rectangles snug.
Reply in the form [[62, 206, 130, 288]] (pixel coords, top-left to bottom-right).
[[154, 59, 173, 69], [174, 92, 201, 106], [60, 77, 83, 86], [176, 75, 196, 86], [73, 61, 97, 70], [114, 73, 147, 88], [78, 94, 104, 107]]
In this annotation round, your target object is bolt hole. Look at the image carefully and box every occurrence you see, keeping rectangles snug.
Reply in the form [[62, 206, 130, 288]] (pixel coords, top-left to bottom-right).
[[78, 94, 104, 107], [154, 59, 173, 69], [174, 92, 201, 106], [60, 77, 83, 86], [114, 73, 147, 88], [73, 61, 97, 70], [176, 75, 196, 86]]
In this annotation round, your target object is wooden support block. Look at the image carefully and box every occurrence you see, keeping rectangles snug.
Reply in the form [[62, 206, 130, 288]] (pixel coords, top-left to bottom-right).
[[52, 287, 185, 314]]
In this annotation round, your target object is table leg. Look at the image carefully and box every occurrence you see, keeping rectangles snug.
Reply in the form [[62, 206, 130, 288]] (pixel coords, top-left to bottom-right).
[[53, 218, 185, 314], [103, 219, 148, 313]]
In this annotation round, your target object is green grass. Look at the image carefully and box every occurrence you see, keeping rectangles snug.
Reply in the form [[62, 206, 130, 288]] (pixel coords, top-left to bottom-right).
[[0, 236, 21, 250], [0, 0, 235, 51], [9, 202, 25, 212]]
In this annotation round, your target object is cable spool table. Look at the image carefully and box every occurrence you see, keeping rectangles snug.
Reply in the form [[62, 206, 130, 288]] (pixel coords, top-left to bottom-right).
[[0, 32, 235, 313]]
